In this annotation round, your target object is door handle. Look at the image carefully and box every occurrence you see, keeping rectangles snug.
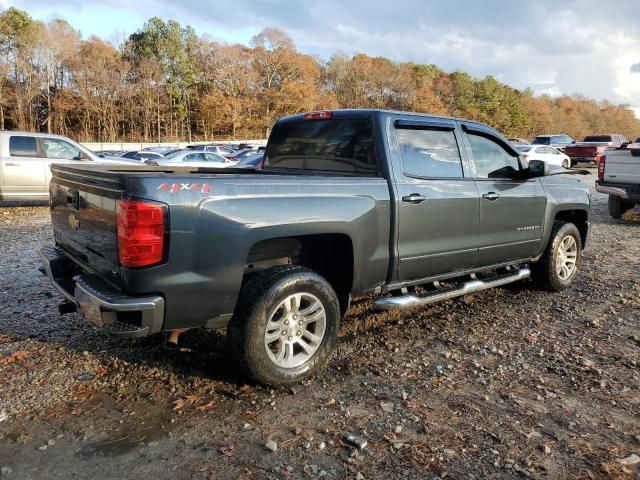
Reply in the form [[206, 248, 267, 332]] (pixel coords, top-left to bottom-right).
[[5, 162, 20, 167], [402, 193, 427, 204], [482, 192, 500, 201]]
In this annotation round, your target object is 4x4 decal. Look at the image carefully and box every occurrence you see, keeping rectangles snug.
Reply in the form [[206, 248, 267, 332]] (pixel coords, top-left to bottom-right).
[[157, 183, 211, 194]]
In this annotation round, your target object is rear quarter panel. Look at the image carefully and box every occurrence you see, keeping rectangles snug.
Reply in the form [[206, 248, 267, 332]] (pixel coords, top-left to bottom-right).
[[123, 174, 391, 330]]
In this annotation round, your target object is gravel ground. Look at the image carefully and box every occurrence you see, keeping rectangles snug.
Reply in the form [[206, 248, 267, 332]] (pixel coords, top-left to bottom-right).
[[0, 172, 639, 479]]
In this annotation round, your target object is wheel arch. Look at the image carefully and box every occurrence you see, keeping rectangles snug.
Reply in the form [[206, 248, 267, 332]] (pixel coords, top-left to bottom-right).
[[245, 233, 355, 315], [553, 209, 589, 248]]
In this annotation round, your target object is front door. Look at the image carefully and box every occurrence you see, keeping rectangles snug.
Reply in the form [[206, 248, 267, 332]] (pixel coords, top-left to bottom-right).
[[463, 128, 547, 267], [40, 137, 89, 186], [393, 120, 480, 281]]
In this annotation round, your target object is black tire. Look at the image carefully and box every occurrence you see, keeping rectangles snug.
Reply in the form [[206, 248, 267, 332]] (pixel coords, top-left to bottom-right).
[[532, 221, 582, 291], [562, 158, 570, 169], [607, 195, 628, 219], [227, 265, 340, 386]]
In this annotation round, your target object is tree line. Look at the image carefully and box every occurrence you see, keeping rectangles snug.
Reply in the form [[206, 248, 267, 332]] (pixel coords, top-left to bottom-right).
[[1, 7, 639, 143]]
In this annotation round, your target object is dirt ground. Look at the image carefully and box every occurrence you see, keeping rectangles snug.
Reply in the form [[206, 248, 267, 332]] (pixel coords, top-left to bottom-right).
[[0, 171, 638, 480]]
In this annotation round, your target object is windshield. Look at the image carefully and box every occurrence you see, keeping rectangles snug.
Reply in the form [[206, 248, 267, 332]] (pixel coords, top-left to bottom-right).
[[532, 137, 550, 145], [516, 146, 533, 152], [164, 150, 184, 159]]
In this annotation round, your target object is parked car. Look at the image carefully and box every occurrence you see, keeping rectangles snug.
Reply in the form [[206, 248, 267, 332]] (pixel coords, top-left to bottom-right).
[[565, 134, 628, 166], [235, 152, 265, 169], [96, 150, 125, 157], [142, 146, 183, 156], [516, 145, 571, 169], [151, 149, 236, 168], [39, 109, 590, 386], [595, 144, 640, 218], [227, 148, 259, 162], [532, 134, 576, 151], [509, 138, 530, 145], [121, 151, 165, 162], [185, 144, 235, 157], [0, 131, 138, 201]]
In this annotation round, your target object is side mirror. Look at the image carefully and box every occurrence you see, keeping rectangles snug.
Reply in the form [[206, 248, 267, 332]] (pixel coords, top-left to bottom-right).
[[528, 159, 549, 177], [78, 151, 91, 161]]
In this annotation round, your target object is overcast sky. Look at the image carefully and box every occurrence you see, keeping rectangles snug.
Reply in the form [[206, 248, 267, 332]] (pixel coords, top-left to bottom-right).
[[7, 0, 640, 115]]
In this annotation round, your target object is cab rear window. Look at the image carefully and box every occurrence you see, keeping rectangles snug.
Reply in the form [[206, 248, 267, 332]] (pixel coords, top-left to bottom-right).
[[264, 118, 378, 175]]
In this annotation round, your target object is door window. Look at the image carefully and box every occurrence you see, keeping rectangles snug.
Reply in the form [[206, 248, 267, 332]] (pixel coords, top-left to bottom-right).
[[468, 133, 520, 178], [204, 153, 226, 163], [396, 128, 464, 178], [9, 136, 39, 157], [184, 153, 205, 162], [41, 138, 81, 160]]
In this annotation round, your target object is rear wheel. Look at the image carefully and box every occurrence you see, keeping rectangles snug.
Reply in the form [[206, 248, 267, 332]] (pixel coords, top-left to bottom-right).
[[227, 265, 340, 386], [607, 195, 634, 219], [533, 221, 582, 291]]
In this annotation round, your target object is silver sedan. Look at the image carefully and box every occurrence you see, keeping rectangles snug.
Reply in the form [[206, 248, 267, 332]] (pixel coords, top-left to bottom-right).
[[151, 150, 238, 168]]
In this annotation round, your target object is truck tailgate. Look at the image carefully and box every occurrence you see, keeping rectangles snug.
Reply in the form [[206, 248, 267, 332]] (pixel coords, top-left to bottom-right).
[[604, 150, 640, 184], [566, 145, 598, 158], [49, 165, 123, 283]]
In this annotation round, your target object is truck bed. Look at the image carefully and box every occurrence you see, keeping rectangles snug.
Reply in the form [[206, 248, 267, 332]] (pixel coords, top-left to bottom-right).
[[47, 162, 392, 331]]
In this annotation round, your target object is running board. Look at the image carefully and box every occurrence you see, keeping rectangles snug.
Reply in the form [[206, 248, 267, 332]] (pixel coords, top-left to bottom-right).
[[373, 267, 531, 311]]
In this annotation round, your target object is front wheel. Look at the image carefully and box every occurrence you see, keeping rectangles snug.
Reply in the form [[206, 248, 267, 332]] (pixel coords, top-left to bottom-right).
[[533, 221, 582, 291], [227, 265, 340, 386], [562, 158, 570, 169]]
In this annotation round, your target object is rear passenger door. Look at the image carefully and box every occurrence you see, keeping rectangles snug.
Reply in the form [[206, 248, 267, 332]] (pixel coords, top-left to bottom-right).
[[1, 135, 46, 197], [392, 119, 480, 281], [461, 123, 547, 267]]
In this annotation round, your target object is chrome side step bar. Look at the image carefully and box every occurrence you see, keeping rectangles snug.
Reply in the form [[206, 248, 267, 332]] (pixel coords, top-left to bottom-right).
[[373, 267, 531, 311]]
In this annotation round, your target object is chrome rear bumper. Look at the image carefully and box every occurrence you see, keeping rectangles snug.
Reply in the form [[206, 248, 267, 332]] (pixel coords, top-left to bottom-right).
[[39, 245, 164, 338]]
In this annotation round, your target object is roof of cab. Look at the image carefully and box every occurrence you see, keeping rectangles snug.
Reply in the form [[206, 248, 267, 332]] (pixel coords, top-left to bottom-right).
[[275, 109, 521, 157], [278, 108, 486, 125]]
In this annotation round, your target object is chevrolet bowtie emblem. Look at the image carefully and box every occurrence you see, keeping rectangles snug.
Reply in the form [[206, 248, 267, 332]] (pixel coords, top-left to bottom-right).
[[68, 213, 80, 231]]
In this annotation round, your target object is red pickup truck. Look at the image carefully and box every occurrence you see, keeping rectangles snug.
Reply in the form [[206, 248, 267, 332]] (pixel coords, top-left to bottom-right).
[[565, 134, 629, 166]]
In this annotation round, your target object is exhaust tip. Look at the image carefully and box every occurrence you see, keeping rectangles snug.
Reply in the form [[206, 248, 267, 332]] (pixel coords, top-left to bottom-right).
[[164, 329, 187, 350], [58, 300, 77, 315]]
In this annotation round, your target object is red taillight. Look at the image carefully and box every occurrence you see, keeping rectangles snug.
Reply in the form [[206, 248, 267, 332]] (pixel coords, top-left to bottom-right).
[[597, 155, 606, 180], [303, 111, 332, 121], [117, 199, 166, 268]]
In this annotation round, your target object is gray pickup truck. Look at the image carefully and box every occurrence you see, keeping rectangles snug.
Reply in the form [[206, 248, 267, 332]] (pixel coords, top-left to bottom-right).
[[40, 109, 591, 385]]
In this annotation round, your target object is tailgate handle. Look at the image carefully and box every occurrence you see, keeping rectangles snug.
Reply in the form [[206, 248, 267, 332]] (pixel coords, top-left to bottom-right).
[[67, 189, 80, 210]]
